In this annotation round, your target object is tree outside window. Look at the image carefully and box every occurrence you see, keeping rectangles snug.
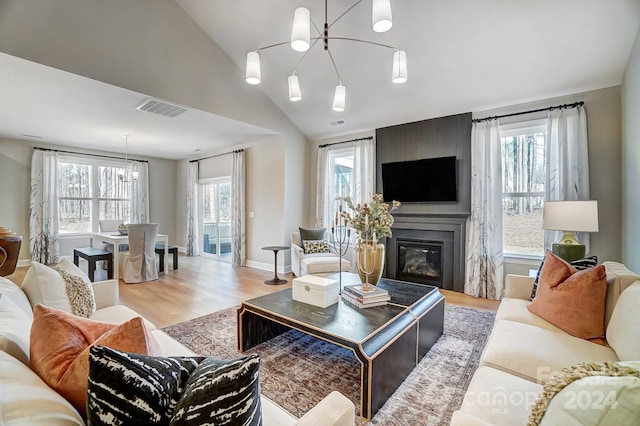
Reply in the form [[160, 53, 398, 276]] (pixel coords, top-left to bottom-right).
[[58, 159, 132, 234], [330, 149, 354, 210], [501, 126, 546, 256]]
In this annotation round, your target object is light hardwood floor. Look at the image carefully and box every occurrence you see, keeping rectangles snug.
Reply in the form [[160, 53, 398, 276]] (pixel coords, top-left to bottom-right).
[[9, 254, 498, 328]]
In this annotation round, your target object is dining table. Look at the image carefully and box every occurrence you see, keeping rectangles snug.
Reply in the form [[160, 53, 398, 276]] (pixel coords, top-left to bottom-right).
[[90, 232, 169, 281]]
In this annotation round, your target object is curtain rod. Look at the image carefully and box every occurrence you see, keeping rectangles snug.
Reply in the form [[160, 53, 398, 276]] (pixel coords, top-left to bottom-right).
[[472, 101, 584, 123], [33, 146, 149, 163], [189, 149, 244, 163], [318, 136, 373, 148]]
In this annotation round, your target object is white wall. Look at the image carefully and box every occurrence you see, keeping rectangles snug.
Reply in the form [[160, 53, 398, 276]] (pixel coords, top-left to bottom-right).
[[307, 87, 624, 281], [0, 0, 312, 263], [622, 26, 640, 272], [176, 136, 288, 270], [307, 130, 376, 226], [0, 138, 177, 261], [246, 138, 286, 269], [0, 0, 289, 134], [0, 139, 31, 260], [475, 86, 623, 272]]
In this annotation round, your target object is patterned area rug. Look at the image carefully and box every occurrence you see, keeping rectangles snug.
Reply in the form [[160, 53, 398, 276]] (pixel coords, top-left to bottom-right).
[[162, 303, 495, 425]]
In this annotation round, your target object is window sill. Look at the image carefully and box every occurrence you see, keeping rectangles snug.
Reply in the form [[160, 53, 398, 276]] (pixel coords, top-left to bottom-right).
[[504, 253, 543, 265], [58, 233, 93, 239]]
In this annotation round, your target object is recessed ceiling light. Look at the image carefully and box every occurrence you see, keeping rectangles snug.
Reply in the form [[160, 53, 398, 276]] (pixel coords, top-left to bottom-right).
[[21, 134, 43, 139]]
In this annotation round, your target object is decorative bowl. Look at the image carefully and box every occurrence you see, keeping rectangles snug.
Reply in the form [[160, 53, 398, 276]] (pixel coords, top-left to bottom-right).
[[118, 228, 128, 235]]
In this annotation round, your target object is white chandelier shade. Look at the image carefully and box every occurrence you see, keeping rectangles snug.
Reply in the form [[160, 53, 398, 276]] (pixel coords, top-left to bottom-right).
[[372, 0, 393, 32], [291, 7, 311, 52], [245, 0, 405, 112], [245, 51, 261, 85], [392, 50, 407, 84], [332, 84, 346, 112], [288, 75, 302, 101]]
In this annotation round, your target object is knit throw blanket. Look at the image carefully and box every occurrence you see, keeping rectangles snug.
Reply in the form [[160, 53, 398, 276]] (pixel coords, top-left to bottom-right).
[[54, 267, 96, 318], [528, 361, 640, 425]]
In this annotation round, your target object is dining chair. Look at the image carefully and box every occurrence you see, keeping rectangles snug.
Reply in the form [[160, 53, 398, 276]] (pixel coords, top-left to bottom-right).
[[119, 223, 159, 283]]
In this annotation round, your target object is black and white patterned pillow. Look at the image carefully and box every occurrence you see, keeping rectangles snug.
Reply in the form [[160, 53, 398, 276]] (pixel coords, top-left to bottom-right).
[[302, 239, 330, 254], [171, 355, 262, 425], [530, 252, 598, 300], [87, 346, 262, 426]]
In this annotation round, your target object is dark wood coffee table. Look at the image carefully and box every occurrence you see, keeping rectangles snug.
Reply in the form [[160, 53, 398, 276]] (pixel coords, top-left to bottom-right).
[[237, 273, 444, 420]]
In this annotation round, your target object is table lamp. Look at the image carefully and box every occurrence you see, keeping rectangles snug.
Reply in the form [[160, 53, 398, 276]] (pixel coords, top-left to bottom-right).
[[542, 200, 599, 262]]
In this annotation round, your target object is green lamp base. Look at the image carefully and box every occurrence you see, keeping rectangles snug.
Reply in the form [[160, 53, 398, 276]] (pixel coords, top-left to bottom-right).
[[552, 242, 586, 262]]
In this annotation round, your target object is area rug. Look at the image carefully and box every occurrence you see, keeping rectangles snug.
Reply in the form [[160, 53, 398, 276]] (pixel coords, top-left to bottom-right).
[[162, 304, 495, 425]]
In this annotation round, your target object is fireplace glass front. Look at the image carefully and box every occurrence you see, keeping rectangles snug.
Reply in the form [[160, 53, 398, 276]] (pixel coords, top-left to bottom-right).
[[397, 239, 444, 287]]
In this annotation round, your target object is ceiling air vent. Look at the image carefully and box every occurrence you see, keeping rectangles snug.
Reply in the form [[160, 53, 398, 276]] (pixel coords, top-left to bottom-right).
[[136, 98, 188, 118], [330, 119, 346, 126]]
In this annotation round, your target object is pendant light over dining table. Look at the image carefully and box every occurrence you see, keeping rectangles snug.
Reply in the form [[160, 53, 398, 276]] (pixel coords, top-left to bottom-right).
[[118, 135, 138, 183], [245, 0, 407, 112]]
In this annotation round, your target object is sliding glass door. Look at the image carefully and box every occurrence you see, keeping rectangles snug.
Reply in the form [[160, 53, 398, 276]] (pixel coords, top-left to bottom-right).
[[200, 178, 232, 260]]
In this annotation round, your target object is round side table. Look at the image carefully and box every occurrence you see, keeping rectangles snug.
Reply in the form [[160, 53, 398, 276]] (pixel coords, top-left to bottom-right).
[[262, 245, 290, 285]]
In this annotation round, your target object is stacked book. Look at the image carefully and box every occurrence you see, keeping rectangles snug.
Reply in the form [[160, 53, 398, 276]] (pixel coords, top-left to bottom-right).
[[341, 284, 390, 308]]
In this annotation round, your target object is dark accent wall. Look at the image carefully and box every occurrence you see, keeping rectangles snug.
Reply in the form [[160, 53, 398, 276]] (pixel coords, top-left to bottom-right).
[[376, 113, 472, 215], [376, 113, 472, 291]]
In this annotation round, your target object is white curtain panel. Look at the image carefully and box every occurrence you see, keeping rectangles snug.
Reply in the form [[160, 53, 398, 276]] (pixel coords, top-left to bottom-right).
[[544, 105, 591, 252], [29, 150, 60, 264], [231, 150, 246, 267], [465, 120, 504, 300], [353, 138, 376, 205], [130, 160, 150, 223], [316, 146, 330, 228], [186, 161, 200, 256]]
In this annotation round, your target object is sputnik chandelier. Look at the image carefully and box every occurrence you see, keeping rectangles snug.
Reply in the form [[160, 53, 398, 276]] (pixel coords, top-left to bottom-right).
[[245, 0, 407, 112]]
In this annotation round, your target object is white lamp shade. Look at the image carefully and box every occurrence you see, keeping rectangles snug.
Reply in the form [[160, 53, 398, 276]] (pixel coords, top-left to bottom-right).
[[543, 200, 599, 232], [288, 75, 302, 101], [245, 51, 261, 85], [332, 84, 346, 112], [291, 7, 310, 52], [392, 50, 407, 83], [372, 0, 393, 32]]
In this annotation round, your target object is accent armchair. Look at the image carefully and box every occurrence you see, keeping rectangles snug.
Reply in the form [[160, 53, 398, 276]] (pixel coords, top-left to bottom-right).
[[291, 229, 351, 277]]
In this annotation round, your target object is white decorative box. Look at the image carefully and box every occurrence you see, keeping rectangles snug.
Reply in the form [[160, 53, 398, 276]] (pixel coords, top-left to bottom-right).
[[292, 275, 339, 308]]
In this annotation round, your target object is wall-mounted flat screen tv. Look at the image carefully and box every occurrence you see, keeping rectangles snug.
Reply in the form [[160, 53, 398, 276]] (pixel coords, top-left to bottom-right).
[[381, 156, 457, 202]]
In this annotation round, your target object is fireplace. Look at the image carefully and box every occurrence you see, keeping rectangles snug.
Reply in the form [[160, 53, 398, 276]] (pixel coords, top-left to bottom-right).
[[385, 213, 468, 292], [397, 239, 444, 286]]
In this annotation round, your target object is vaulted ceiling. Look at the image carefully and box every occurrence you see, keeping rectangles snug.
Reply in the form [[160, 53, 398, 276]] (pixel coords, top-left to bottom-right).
[[1, 0, 638, 159], [178, 0, 640, 139]]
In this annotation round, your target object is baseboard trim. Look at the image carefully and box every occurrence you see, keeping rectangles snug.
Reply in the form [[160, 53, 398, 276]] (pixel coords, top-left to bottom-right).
[[17, 254, 292, 275], [246, 260, 291, 275]]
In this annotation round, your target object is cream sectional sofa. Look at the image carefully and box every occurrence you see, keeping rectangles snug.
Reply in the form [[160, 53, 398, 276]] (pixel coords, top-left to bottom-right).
[[0, 267, 355, 425], [451, 261, 640, 425]]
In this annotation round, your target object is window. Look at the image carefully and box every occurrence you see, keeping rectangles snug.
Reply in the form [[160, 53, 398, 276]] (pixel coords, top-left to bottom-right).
[[500, 121, 546, 256], [200, 178, 232, 259], [328, 148, 354, 209], [58, 156, 132, 234]]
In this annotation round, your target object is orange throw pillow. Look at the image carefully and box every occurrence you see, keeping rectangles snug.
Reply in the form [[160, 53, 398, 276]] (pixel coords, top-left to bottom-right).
[[30, 304, 159, 416], [528, 251, 607, 343]]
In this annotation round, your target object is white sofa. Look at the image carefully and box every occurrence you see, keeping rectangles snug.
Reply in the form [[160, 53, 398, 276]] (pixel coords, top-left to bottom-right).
[[451, 261, 640, 425], [0, 267, 355, 425], [291, 231, 351, 277]]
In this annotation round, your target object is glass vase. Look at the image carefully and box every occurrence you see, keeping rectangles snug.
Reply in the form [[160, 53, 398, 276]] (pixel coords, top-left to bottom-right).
[[355, 239, 385, 286]]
